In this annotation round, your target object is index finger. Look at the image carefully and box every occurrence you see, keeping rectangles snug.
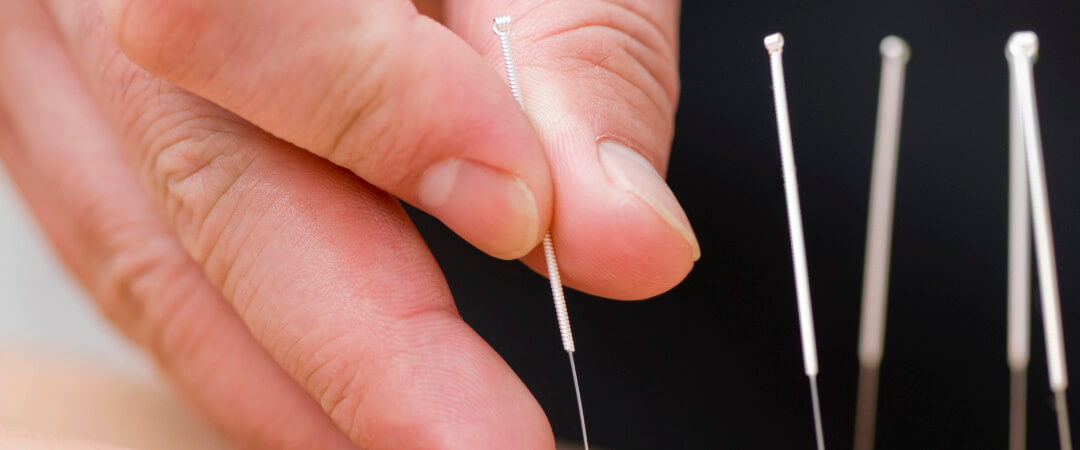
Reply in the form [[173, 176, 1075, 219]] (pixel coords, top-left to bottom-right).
[[99, 0, 554, 261]]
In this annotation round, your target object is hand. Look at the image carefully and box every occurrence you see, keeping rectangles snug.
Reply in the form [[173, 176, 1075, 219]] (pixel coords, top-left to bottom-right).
[[0, 0, 692, 448]]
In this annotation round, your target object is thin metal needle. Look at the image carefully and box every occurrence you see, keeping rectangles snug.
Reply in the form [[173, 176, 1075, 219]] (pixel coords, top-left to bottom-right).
[[568, 352, 588, 449], [1006, 33, 1032, 450], [493, 16, 589, 450], [854, 35, 910, 450], [1007, 31, 1072, 450], [764, 32, 826, 450]]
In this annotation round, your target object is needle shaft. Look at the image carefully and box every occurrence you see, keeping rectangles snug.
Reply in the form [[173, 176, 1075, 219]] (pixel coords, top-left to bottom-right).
[[764, 32, 825, 450], [569, 351, 589, 449], [1010, 368, 1028, 450], [1057, 390, 1074, 450], [493, 16, 589, 449], [853, 365, 880, 450]]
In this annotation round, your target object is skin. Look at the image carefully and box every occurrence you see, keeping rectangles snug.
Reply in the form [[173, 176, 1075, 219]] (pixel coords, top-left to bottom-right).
[[0, 0, 688, 448]]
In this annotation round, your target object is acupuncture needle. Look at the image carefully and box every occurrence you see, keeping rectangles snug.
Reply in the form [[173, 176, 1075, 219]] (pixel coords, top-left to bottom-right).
[[763, 32, 826, 450], [1006, 31, 1073, 450], [492, 16, 590, 450], [853, 36, 910, 450], [1006, 31, 1032, 450]]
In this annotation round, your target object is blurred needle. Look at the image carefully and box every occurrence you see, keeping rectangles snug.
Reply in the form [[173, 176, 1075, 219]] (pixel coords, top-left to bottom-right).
[[1007, 30, 1072, 450], [854, 35, 910, 450], [1006, 31, 1032, 450]]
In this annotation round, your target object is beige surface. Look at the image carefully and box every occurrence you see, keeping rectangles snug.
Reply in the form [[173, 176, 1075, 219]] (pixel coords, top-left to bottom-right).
[[0, 423, 121, 449], [0, 348, 603, 449], [0, 348, 227, 449]]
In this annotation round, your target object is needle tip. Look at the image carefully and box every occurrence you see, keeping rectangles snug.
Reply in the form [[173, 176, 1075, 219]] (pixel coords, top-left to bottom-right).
[[1007, 31, 1039, 61], [567, 351, 589, 450], [1054, 388, 1074, 450], [809, 374, 826, 450], [764, 32, 785, 53], [879, 36, 910, 63], [493, 16, 512, 36]]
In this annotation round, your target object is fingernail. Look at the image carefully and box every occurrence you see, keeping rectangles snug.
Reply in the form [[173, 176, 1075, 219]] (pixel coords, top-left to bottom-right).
[[418, 159, 540, 259], [598, 141, 701, 261]]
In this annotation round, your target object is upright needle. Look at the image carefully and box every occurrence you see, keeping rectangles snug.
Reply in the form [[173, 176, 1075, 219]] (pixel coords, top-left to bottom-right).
[[764, 32, 826, 450], [1006, 32, 1032, 450], [854, 36, 910, 450], [1007, 31, 1072, 450], [493, 16, 589, 450]]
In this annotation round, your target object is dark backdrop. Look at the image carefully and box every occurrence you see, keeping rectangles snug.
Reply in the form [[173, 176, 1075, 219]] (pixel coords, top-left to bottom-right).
[[407, 1, 1080, 448]]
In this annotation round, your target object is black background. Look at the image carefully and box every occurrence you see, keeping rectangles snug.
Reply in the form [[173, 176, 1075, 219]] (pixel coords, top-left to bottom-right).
[[408, 0, 1080, 448]]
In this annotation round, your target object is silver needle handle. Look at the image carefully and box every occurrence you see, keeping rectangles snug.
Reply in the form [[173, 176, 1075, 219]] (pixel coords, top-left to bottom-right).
[[764, 32, 825, 450]]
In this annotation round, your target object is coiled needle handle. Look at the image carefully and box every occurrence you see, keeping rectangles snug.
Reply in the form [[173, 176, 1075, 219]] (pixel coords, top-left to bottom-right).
[[493, 16, 589, 450]]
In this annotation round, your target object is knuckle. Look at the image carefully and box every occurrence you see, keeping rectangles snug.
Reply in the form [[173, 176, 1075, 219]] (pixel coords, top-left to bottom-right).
[[95, 233, 241, 401], [92, 222, 171, 338], [56, 167, 227, 387], [92, 46, 263, 288], [139, 107, 257, 260], [291, 332, 370, 438], [89, 208, 211, 359], [288, 307, 461, 447]]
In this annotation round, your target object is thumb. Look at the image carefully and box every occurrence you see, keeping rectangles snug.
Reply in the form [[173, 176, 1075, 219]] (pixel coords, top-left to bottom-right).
[[98, 0, 552, 260], [447, 0, 698, 299]]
